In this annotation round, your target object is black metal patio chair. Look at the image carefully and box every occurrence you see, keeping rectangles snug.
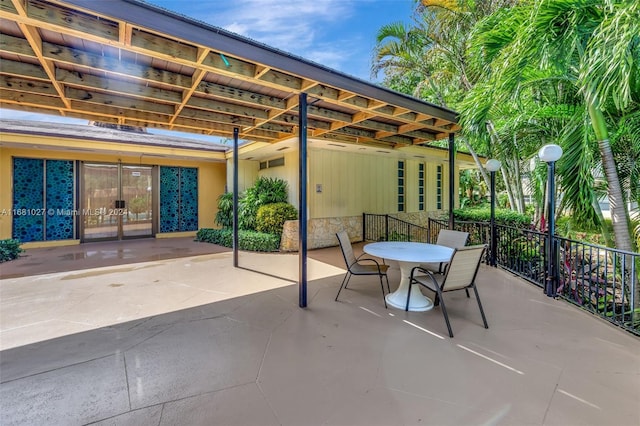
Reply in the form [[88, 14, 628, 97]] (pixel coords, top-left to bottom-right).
[[421, 229, 469, 274], [334, 230, 390, 308], [407, 244, 488, 337]]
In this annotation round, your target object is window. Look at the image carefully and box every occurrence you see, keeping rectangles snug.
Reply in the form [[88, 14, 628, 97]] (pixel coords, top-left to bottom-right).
[[398, 160, 405, 212], [418, 163, 425, 211], [436, 164, 443, 210], [268, 157, 285, 168], [260, 157, 285, 170]]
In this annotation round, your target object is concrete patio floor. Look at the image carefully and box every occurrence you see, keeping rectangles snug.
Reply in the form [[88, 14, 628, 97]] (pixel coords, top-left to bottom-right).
[[1, 239, 639, 425]]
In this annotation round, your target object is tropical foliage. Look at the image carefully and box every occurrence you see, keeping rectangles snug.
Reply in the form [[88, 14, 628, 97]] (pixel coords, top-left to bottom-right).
[[195, 228, 281, 252], [373, 0, 639, 251], [239, 177, 289, 231], [453, 208, 531, 228], [256, 202, 298, 235], [0, 239, 23, 262], [211, 177, 295, 251]]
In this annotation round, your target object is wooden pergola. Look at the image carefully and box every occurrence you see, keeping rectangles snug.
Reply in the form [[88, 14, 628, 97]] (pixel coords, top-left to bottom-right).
[[0, 0, 459, 146], [0, 0, 461, 306]]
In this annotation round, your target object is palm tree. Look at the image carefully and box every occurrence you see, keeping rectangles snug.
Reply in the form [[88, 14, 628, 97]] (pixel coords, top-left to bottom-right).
[[372, 1, 517, 192], [579, 0, 639, 251], [463, 0, 638, 251]]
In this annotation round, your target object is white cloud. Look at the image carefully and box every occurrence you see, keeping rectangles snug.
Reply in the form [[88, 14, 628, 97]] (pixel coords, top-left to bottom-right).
[[185, 0, 361, 74]]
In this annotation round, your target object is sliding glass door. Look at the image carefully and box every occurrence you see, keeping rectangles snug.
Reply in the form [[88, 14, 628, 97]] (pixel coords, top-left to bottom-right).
[[81, 163, 154, 241]]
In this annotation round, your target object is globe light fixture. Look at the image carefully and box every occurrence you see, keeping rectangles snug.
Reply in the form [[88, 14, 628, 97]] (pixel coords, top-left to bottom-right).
[[538, 144, 563, 163], [538, 144, 563, 297]]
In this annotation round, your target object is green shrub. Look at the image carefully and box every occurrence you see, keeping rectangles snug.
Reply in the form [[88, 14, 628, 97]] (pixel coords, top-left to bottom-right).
[[454, 208, 531, 227], [196, 228, 233, 246], [239, 177, 289, 231], [555, 215, 611, 245], [256, 203, 297, 234], [196, 228, 281, 252], [238, 230, 281, 251], [215, 192, 234, 228], [0, 239, 23, 262]]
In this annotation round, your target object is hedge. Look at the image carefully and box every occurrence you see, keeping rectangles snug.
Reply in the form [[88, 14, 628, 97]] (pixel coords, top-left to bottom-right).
[[453, 208, 531, 227], [195, 228, 281, 252]]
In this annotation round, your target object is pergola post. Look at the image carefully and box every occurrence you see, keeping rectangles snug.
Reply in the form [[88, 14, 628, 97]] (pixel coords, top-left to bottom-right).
[[299, 93, 308, 308], [448, 133, 455, 229], [233, 127, 239, 267]]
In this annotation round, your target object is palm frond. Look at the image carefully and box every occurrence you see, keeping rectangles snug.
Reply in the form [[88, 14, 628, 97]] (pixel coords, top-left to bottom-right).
[[580, 0, 640, 110]]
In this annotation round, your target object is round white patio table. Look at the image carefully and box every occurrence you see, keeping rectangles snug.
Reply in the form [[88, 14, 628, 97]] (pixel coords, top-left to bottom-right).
[[363, 241, 454, 311]]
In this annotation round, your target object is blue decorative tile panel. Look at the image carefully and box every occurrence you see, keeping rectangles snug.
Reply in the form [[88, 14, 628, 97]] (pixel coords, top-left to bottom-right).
[[46, 160, 75, 240], [160, 166, 180, 232], [159, 166, 199, 232], [12, 158, 44, 242], [179, 167, 198, 231]]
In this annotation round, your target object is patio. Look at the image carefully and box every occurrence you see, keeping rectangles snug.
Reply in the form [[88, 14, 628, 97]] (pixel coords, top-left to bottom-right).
[[1, 241, 638, 425]]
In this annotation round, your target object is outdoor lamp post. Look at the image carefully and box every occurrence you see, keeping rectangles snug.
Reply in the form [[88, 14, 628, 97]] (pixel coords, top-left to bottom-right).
[[485, 159, 502, 267], [538, 144, 563, 297]]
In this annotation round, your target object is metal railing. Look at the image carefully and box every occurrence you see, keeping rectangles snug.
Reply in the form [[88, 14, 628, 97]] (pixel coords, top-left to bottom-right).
[[362, 213, 429, 243], [362, 213, 639, 335], [557, 237, 639, 334]]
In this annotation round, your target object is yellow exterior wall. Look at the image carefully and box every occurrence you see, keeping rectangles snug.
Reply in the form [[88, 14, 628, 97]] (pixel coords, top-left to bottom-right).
[[0, 146, 13, 240], [227, 151, 299, 205], [257, 151, 299, 206], [0, 144, 225, 241], [308, 149, 458, 219], [198, 161, 227, 229], [226, 159, 259, 194], [309, 149, 393, 217]]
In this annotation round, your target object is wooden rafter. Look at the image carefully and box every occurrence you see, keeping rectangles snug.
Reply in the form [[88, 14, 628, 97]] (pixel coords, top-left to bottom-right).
[[0, 0, 458, 148]]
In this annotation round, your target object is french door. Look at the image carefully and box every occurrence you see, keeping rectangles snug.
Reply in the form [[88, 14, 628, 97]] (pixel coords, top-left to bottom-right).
[[81, 163, 155, 241]]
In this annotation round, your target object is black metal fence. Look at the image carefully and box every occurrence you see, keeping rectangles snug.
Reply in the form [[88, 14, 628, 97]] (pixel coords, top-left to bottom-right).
[[426, 218, 547, 283], [362, 213, 639, 335], [362, 213, 429, 243], [557, 237, 639, 334]]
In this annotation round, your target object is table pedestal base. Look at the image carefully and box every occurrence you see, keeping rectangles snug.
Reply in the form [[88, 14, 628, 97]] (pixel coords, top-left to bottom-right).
[[385, 261, 434, 312]]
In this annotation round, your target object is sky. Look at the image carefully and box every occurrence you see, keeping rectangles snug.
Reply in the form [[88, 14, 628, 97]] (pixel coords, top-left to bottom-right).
[[0, 0, 417, 139], [148, 0, 416, 81]]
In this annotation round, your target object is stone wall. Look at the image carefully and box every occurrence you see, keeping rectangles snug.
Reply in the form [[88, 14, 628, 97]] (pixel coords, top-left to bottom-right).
[[280, 216, 362, 251], [394, 210, 445, 227], [279, 211, 447, 251]]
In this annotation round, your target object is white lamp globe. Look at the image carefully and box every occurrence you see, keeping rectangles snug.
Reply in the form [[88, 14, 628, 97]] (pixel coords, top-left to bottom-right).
[[485, 159, 502, 172], [538, 144, 563, 163]]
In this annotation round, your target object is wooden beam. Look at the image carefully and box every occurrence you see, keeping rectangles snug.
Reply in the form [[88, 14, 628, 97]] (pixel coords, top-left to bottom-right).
[[0, 75, 57, 96], [0, 59, 49, 80], [187, 96, 269, 120], [241, 94, 298, 136], [131, 28, 198, 62], [56, 68, 183, 103], [42, 41, 193, 89], [10, 0, 70, 109], [65, 87, 176, 114], [0, 33, 35, 56], [197, 81, 287, 109], [0, 88, 66, 108]]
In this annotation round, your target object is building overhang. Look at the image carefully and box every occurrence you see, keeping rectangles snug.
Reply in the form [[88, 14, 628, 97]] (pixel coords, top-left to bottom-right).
[[229, 136, 477, 169], [0, 119, 228, 162]]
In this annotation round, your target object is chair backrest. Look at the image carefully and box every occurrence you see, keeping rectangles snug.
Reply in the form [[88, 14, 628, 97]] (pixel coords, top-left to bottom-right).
[[336, 230, 357, 267], [441, 245, 486, 291], [436, 229, 470, 249]]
